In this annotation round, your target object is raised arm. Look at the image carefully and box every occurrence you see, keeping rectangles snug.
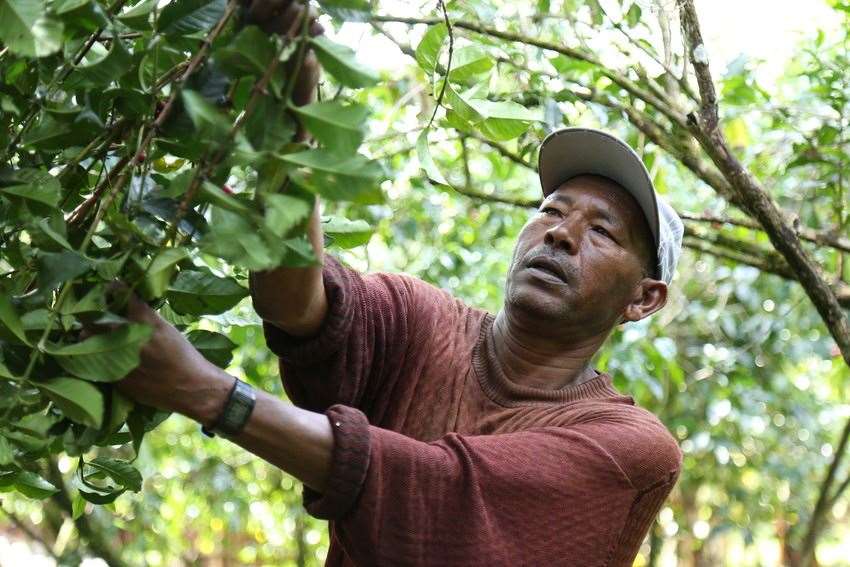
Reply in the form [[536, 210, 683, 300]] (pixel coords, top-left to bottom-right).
[[249, 201, 328, 337], [246, 0, 328, 337]]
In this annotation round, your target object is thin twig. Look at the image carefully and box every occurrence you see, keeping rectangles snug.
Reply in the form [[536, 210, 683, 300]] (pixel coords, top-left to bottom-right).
[[426, 1, 454, 130]]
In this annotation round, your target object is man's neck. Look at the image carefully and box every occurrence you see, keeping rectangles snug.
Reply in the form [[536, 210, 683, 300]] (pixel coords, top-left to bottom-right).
[[491, 309, 607, 391]]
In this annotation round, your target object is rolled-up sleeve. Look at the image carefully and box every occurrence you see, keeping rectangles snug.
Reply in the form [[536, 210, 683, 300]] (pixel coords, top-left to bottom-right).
[[259, 255, 418, 414]]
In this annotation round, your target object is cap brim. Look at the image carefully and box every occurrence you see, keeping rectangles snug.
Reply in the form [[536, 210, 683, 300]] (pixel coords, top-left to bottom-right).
[[538, 128, 660, 249]]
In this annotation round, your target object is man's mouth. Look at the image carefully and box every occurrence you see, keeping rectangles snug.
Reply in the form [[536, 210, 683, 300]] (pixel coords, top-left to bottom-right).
[[525, 256, 569, 283]]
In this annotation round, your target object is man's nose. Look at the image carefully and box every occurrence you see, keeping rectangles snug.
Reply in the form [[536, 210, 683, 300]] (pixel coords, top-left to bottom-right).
[[543, 217, 581, 254]]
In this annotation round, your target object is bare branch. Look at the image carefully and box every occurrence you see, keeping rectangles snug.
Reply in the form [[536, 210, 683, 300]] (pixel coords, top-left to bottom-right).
[[678, 1, 718, 130], [681, 212, 850, 254], [802, 416, 850, 563], [677, 0, 850, 370]]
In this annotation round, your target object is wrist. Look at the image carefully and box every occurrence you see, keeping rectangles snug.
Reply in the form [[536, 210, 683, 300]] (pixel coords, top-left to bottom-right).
[[183, 365, 236, 426]]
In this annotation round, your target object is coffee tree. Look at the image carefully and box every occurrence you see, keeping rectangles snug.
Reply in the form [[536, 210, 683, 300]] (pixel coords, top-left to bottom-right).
[[0, 0, 383, 507]]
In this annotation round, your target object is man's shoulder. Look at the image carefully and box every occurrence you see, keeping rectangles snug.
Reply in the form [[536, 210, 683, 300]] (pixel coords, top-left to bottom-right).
[[366, 270, 485, 318], [565, 401, 682, 492]]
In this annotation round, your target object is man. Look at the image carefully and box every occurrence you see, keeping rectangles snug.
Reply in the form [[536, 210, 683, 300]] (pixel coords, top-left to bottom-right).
[[114, 2, 685, 565]]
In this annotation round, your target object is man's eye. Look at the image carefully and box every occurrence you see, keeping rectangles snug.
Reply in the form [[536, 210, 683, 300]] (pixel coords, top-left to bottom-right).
[[540, 207, 560, 216], [592, 226, 614, 240]]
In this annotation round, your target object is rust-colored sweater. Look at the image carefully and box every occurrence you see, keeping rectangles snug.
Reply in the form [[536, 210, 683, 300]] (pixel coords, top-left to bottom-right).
[[262, 256, 682, 567]]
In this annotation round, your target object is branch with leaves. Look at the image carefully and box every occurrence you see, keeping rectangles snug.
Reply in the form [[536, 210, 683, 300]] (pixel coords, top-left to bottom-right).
[[0, 0, 384, 535]]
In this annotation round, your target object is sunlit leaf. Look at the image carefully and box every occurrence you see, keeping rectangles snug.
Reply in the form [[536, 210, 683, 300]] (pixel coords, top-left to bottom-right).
[[415, 23, 447, 76], [323, 216, 373, 248], [310, 35, 379, 88], [0, 0, 63, 57], [416, 129, 449, 185], [291, 101, 370, 155]]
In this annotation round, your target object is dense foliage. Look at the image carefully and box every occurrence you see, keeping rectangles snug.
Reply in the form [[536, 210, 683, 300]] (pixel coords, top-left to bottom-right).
[[1, 0, 849, 566]]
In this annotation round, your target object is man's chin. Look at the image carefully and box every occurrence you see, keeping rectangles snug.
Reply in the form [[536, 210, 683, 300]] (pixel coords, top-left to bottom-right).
[[505, 282, 572, 322]]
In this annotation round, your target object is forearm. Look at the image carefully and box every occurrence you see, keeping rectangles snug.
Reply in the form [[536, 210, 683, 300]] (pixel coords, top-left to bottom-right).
[[186, 367, 334, 493], [249, 201, 328, 336]]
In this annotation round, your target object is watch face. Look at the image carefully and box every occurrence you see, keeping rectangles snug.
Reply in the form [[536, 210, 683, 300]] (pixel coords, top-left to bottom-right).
[[221, 380, 256, 435]]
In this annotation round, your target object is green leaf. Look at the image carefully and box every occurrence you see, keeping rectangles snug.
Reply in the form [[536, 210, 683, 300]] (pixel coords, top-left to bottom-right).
[[449, 46, 494, 81], [0, 295, 30, 345], [38, 376, 104, 429], [443, 82, 482, 124], [317, 0, 371, 21], [167, 268, 248, 315], [182, 89, 231, 139], [199, 181, 251, 215], [291, 101, 369, 155], [14, 471, 58, 499], [466, 99, 541, 141], [127, 404, 170, 456], [0, 436, 13, 465], [87, 457, 142, 492], [138, 45, 186, 92], [416, 129, 448, 185], [142, 247, 189, 300], [0, 168, 60, 207], [263, 193, 312, 238], [0, 0, 63, 57], [118, 0, 157, 30], [79, 487, 124, 504], [72, 490, 87, 519], [158, 0, 226, 36], [625, 3, 642, 27], [283, 149, 384, 204], [46, 323, 153, 383], [323, 216, 373, 248], [37, 250, 92, 291], [415, 23, 447, 76], [214, 25, 275, 78], [34, 216, 73, 251], [102, 389, 134, 437], [281, 148, 381, 179], [309, 35, 379, 88], [64, 39, 132, 89], [200, 207, 277, 270], [186, 330, 235, 368], [245, 97, 296, 153], [0, 359, 17, 380]]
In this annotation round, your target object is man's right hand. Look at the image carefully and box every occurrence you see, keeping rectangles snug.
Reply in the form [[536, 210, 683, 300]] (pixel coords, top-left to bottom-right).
[[243, 0, 323, 107]]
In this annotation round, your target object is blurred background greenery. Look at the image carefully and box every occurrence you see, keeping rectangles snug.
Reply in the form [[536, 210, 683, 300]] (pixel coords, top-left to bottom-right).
[[3, 0, 850, 565]]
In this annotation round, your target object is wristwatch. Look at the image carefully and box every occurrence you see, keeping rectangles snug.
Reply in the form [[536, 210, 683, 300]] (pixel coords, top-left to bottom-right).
[[201, 377, 257, 438]]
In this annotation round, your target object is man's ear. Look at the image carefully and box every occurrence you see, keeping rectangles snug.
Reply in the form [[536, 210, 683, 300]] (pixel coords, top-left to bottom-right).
[[621, 279, 668, 323]]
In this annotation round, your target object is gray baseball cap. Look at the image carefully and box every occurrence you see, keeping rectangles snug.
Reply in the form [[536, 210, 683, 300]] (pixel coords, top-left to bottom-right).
[[538, 127, 683, 285]]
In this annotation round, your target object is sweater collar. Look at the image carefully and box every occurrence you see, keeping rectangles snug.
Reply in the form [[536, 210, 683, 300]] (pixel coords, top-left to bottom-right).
[[471, 313, 634, 407]]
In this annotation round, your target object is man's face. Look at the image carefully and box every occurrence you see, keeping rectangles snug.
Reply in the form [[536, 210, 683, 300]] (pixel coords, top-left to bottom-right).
[[504, 175, 658, 334]]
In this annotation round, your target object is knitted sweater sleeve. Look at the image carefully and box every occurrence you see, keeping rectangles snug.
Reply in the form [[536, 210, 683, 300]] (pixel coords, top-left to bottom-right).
[[309, 404, 681, 567], [260, 255, 421, 415]]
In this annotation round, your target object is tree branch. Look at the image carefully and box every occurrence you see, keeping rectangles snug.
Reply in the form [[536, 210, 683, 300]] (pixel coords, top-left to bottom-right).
[[681, 212, 850, 255], [800, 415, 850, 564], [370, 15, 690, 130], [0, 506, 61, 561], [677, 0, 850, 370], [45, 458, 130, 567]]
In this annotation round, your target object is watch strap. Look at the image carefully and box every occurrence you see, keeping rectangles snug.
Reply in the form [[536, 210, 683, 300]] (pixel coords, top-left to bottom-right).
[[202, 378, 256, 438]]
